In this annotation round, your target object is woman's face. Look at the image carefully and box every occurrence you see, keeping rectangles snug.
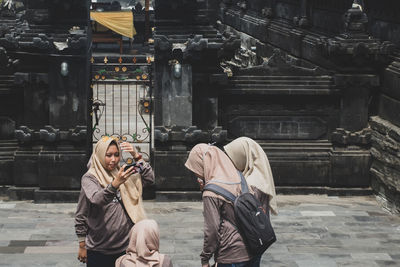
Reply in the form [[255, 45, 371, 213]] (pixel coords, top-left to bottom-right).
[[104, 144, 120, 171]]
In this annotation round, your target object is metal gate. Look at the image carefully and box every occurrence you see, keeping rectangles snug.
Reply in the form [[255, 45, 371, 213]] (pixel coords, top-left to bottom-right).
[[91, 58, 152, 162]]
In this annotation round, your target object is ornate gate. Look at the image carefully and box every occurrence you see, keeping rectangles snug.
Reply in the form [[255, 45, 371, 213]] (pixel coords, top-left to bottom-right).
[[91, 56, 153, 162]]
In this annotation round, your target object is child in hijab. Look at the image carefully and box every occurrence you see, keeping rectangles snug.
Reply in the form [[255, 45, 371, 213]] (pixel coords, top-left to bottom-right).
[[115, 219, 173, 267], [185, 144, 265, 267], [224, 137, 278, 215], [75, 137, 155, 267]]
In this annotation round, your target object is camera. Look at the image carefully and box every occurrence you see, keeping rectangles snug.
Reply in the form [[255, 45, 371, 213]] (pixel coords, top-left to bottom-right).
[[123, 161, 144, 173]]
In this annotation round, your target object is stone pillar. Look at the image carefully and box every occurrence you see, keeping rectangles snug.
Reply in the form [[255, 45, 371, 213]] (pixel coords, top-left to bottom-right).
[[335, 74, 379, 132], [159, 63, 192, 127]]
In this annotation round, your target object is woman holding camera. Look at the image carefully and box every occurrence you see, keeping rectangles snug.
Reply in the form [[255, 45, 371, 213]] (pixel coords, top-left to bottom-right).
[[75, 137, 154, 267]]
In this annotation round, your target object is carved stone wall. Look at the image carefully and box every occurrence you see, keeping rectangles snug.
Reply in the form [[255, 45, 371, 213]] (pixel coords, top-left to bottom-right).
[[370, 117, 400, 214], [152, 0, 397, 198], [0, 0, 90, 199]]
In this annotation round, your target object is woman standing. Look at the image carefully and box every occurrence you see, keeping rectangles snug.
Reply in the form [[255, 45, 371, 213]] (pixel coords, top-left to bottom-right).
[[185, 143, 263, 267], [75, 137, 154, 267], [223, 137, 278, 216], [115, 219, 173, 267]]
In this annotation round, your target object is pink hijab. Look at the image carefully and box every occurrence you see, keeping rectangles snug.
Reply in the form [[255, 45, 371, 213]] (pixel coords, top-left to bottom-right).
[[115, 219, 165, 267], [184, 143, 244, 200]]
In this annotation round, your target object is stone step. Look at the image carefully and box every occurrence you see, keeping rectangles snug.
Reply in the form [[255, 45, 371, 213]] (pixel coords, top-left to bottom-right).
[[230, 75, 333, 81], [0, 88, 13, 94], [228, 84, 333, 88], [0, 140, 18, 160], [230, 80, 333, 85], [0, 82, 13, 87], [0, 75, 14, 80], [223, 88, 340, 95], [156, 37, 222, 43], [1, 186, 373, 202]]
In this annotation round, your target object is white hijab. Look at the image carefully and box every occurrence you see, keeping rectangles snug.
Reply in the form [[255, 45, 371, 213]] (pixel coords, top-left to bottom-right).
[[224, 137, 278, 215]]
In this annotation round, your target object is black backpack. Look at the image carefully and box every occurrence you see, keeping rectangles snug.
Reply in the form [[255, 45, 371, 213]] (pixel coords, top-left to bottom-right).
[[204, 171, 276, 256]]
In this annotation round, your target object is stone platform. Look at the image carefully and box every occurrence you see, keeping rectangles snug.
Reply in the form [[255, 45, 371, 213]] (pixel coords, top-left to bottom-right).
[[0, 195, 399, 267]]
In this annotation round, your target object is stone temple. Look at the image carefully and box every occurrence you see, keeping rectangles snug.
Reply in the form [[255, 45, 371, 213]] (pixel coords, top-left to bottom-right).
[[0, 0, 399, 213]]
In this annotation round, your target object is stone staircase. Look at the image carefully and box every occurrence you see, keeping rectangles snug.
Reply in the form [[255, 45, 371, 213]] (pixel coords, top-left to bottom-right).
[[0, 75, 14, 94], [225, 75, 338, 95], [155, 25, 223, 44], [0, 139, 18, 185]]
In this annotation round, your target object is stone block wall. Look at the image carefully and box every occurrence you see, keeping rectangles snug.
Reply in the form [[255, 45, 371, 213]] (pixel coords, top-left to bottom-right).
[[370, 116, 400, 214]]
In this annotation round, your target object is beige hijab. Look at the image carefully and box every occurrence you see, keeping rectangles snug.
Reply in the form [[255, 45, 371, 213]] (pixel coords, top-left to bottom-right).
[[88, 136, 146, 223], [185, 143, 245, 201], [224, 137, 278, 215], [115, 219, 165, 267]]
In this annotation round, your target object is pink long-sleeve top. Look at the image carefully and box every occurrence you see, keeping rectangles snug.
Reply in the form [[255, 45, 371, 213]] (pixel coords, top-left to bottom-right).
[[201, 186, 270, 265]]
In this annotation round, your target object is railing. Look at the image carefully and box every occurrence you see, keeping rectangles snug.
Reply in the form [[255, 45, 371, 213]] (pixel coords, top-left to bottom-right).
[[91, 78, 152, 161]]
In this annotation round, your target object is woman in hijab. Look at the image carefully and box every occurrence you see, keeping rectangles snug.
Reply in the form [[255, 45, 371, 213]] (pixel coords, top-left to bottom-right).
[[185, 143, 264, 267], [115, 219, 173, 267], [224, 137, 278, 216], [75, 136, 155, 267]]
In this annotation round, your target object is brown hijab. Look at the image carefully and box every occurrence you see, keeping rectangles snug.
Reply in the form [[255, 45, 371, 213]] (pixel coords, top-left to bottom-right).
[[185, 143, 245, 201], [115, 219, 165, 267], [224, 137, 278, 215], [88, 136, 146, 223]]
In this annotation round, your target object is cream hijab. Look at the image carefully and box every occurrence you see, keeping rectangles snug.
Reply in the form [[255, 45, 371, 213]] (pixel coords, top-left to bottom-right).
[[224, 137, 278, 215], [115, 219, 165, 267], [185, 143, 244, 201], [88, 136, 146, 223]]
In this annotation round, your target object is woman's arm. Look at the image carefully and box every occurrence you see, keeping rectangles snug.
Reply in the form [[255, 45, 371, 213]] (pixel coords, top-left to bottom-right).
[[75, 188, 88, 239], [200, 197, 221, 266], [75, 189, 88, 263], [139, 162, 155, 187], [81, 175, 117, 206]]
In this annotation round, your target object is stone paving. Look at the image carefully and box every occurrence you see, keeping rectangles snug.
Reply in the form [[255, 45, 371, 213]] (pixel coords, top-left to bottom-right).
[[0, 195, 399, 267]]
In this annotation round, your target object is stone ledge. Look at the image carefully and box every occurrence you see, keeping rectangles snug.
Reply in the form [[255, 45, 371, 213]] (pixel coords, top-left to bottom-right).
[[1, 186, 374, 202], [371, 173, 400, 214], [370, 116, 400, 139], [276, 186, 373, 196]]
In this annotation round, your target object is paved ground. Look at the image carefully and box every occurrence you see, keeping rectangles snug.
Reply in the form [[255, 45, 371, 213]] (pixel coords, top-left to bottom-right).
[[0, 195, 399, 267]]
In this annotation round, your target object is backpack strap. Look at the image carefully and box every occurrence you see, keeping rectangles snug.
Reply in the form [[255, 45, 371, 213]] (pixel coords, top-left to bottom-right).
[[238, 171, 249, 194], [203, 183, 236, 203]]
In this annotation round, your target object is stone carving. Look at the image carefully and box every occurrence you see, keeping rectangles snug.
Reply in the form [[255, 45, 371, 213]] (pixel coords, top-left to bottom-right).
[[69, 126, 87, 143], [154, 126, 169, 143], [236, 0, 247, 11], [154, 125, 228, 144], [320, 1, 395, 67], [344, 0, 367, 34], [67, 35, 87, 51], [15, 125, 87, 144], [261, 7, 273, 19], [293, 16, 309, 28], [211, 127, 227, 144], [154, 34, 172, 51], [231, 48, 322, 76], [0, 33, 19, 49], [32, 34, 53, 51], [15, 126, 34, 143], [183, 126, 204, 143], [39, 125, 59, 143], [186, 35, 208, 52], [331, 128, 372, 146]]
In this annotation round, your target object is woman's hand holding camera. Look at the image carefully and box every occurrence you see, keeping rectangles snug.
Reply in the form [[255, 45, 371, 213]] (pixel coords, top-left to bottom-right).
[[112, 164, 135, 189]]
